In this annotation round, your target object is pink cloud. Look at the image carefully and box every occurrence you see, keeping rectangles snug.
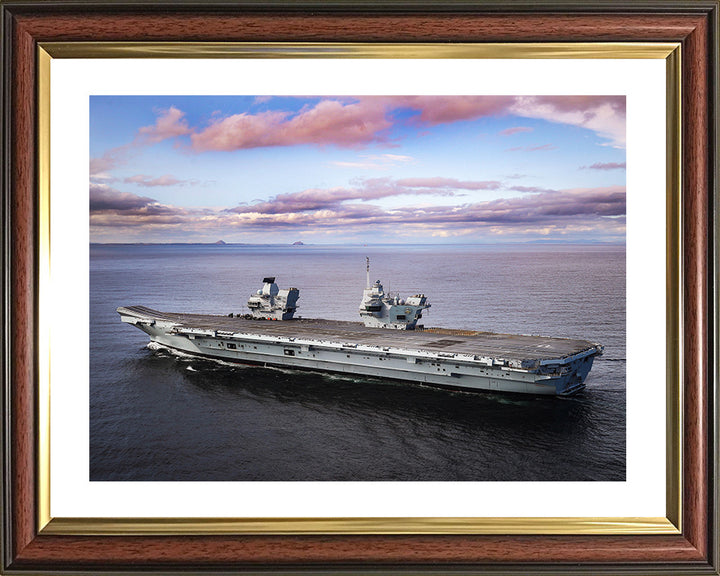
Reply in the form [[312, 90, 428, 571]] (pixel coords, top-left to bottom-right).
[[90, 145, 133, 177], [508, 185, 557, 193], [224, 185, 626, 235], [531, 95, 625, 115], [90, 183, 200, 229], [191, 99, 390, 152], [123, 174, 193, 187], [384, 186, 626, 226], [93, 96, 626, 171], [509, 96, 626, 147], [91, 181, 625, 242], [582, 162, 627, 170], [227, 177, 504, 216], [505, 144, 558, 152], [499, 126, 534, 136], [220, 181, 625, 237], [395, 177, 501, 190], [137, 106, 193, 144], [189, 95, 625, 153], [90, 107, 192, 177], [392, 95, 625, 147], [90, 183, 156, 212], [397, 96, 514, 125], [529, 144, 557, 151]]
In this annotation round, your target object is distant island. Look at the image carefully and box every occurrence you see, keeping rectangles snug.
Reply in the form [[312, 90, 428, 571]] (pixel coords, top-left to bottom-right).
[[90, 240, 625, 247]]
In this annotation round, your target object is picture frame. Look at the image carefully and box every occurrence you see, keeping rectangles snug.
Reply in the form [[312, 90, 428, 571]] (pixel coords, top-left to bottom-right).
[[1, 1, 717, 574]]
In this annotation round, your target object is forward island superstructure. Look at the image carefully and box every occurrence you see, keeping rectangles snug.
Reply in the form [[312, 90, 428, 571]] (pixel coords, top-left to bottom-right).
[[117, 261, 603, 396]]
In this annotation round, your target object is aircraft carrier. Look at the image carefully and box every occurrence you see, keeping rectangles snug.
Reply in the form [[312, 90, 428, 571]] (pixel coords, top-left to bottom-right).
[[117, 260, 603, 396]]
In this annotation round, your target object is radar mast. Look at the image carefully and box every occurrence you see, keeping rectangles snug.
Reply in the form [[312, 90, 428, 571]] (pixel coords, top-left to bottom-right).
[[359, 258, 430, 330]]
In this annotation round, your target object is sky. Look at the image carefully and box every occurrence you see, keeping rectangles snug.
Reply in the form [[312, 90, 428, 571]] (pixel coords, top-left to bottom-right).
[[89, 95, 626, 244]]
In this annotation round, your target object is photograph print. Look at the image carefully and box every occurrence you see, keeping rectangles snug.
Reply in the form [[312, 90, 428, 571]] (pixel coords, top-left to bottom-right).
[[90, 95, 626, 482]]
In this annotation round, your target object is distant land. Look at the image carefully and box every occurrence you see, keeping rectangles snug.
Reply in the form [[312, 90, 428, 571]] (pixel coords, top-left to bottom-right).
[[525, 239, 615, 244], [89, 240, 625, 247], [91, 242, 252, 246]]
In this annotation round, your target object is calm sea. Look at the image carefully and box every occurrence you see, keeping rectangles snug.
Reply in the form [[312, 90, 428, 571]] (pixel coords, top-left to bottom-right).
[[90, 243, 625, 481]]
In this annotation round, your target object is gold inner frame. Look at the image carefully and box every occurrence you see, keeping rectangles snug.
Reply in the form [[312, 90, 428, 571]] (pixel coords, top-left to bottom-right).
[[36, 42, 682, 536]]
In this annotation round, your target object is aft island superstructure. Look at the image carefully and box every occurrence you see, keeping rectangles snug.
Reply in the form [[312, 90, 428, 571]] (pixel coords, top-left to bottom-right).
[[117, 262, 603, 396]]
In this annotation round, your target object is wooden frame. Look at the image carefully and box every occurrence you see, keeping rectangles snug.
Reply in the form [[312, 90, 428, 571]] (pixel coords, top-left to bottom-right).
[[1, 1, 717, 573]]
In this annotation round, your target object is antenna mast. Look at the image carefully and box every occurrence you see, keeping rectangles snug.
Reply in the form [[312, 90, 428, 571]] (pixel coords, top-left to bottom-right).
[[366, 256, 370, 288]]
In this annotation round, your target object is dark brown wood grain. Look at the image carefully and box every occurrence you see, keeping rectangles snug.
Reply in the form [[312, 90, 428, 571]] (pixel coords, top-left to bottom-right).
[[681, 11, 710, 560], [10, 13, 38, 562], [3, 3, 716, 573], [9, 534, 708, 567], [11, 12, 707, 43]]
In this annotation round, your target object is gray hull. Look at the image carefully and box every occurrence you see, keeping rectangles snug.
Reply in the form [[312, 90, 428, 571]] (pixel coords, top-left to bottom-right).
[[118, 306, 602, 396]]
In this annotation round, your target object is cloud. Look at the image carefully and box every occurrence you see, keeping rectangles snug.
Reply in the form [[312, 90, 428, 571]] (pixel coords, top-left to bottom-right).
[[191, 99, 390, 152], [90, 145, 134, 177], [226, 182, 624, 229], [90, 184, 156, 212], [382, 154, 414, 162], [226, 177, 502, 216], [499, 126, 534, 136], [509, 96, 626, 148], [397, 95, 625, 148], [91, 211, 191, 228], [506, 144, 558, 152], [90, 107, 192, 177], [398, 96, 514, 125], [330, 153, 414, 169], [123, 174, 194, 187], [108, 178, 620, 236], [529, 144, 557, 151], [395, 177, 501, 191], [137, 106, 193, 144], [507, 185, 557, 193], [91, 181, 625, 242], [90, 172, 118, 183], [220, 186, 626, 237], [384, 95, 624, 146], [90, 183, 196, 227], [332, 161, 382, 169], [581, 162, 627, 170], [383, 186, 626, 226], [92, 96, 627, 177], [184, 95, 626, 154]]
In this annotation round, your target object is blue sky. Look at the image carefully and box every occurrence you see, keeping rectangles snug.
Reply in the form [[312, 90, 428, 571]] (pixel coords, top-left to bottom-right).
[[89, 95, 626, 244]]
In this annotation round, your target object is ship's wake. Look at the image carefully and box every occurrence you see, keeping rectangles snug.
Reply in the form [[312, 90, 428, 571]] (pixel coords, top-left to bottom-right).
[[146, 341, 246, 370]]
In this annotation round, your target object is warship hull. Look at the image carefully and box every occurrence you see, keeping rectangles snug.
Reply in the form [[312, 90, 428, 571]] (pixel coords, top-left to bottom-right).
[[117, 305, 602, 396]]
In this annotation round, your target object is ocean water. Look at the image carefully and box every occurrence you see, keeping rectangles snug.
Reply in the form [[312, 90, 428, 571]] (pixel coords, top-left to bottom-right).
[[90, 243, 625, 481]]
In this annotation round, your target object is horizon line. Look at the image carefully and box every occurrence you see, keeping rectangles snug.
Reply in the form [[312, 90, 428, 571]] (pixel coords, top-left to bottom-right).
[[89, 240, 627, 246]]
